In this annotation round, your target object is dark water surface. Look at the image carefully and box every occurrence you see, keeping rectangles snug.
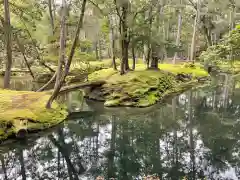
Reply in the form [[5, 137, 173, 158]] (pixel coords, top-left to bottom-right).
[[0, 75, 240, 179]]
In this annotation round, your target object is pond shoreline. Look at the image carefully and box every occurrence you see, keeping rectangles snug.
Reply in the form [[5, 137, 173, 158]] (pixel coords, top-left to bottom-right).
[[83, 65, 210, 107]]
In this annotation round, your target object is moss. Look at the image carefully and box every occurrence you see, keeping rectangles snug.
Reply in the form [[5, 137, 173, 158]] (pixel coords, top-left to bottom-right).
[[0, 89, 68, 141], [85, 63, 209, 107], [134, 63, 209, 77], [88, 68, 118, 81]]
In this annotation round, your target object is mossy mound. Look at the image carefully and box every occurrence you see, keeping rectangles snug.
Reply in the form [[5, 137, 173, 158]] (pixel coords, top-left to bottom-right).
[[0, 89, 67, 141], [85, 65, 209, 107]]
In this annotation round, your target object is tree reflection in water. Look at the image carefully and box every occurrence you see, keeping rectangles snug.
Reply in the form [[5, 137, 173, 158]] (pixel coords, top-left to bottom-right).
[[0, 74, 240, 180]]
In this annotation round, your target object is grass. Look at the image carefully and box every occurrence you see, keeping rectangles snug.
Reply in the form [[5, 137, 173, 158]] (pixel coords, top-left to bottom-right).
[[0, 89, 67, 141], [86, 63, 209, 107]]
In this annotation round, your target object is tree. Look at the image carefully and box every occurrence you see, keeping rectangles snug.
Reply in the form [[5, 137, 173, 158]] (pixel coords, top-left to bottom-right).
[[3, 0, 12, 89], [48, 0, 55, 35], [46, 0, 87, 108], [190, 0, 200, 63], [173, 0, 183, 64]]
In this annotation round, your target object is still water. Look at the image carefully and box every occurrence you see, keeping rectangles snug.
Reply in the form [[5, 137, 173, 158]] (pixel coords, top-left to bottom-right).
[[0, 75, 240, 180]]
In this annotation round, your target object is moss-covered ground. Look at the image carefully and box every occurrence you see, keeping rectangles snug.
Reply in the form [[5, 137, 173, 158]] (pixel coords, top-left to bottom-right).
[[85, 63, 209, 107], [0, 89, 67, 141]]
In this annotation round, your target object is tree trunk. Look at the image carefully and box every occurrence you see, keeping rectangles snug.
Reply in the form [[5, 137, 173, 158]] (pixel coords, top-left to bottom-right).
[[48, 0, 55, 35], [132, 46, 136, 70], [150, 45, 159, 69], [98, 39, 102, 60], [173, 0, 183, 64], [3, 0, 12, 89], [46, 0, 67, 109], [203, 25, 212, 47], [229, 5, 235, 62], [119, 0, 129, 74], [95, 41, 99, 60], [146, 6, 153, 68], [37, 72, 57, 92], [109, 15, 117, 70], [190, 0, 200, 63], [143, 44, 148, 64], [46, 0, 87, 108], [15, 35, 35, 79], [63, 0, 87, 78]]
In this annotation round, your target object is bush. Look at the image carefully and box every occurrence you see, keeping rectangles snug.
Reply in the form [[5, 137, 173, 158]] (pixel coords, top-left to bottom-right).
[[199, 44, 230, 65]]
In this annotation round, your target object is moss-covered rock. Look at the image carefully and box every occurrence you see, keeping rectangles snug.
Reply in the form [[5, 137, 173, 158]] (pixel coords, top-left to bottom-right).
[[84, 64, 209, 107], [0, 89, 67, 141]]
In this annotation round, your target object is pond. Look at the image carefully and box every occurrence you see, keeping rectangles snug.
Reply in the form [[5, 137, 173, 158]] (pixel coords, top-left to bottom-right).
[[0, 74, 240, 179]]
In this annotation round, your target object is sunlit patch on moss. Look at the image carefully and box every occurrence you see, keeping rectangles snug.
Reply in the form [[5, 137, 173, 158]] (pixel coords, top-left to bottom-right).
[[0, 89, 68, 141]]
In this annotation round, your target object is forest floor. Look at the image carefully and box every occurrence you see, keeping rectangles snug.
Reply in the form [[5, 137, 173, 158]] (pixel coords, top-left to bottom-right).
[[0, 90, 67, 141], [84, 63, 209, 107]]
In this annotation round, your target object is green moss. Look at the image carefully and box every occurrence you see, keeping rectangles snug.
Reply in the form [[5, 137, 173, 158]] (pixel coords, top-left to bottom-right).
[[135, 63, 208, 78], [0, 89, 68, 141], [85, 63, 209, 107], [88, 68, 118, 81]]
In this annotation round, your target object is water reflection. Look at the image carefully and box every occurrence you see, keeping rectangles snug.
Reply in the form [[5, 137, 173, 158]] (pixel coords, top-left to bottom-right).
[[0, 77, 45, 91], [0, 74, 240, 179]]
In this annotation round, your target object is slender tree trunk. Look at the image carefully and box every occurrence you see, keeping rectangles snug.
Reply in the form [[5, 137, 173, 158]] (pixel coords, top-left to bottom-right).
[[98, 39, 102, 60], [150, 45, 159, 69], [95, 41, 99, 60], [157, 1, 166, 63], [46, 0, 67, 108], [143, 44, 148, 64], [48, 0, 55, 35], [3, 0, 12, 89], [190, 0, 200, 63], [146, 6, 153, 68], [121, 1, 130, 72], [229, 6, 235, 63], [46, 0, 87, 108], [203, 25, 212, 47], [63, 0, 87, 78], [132, 46, 136, 70], [37, 72, 57, 92], [173, 0, 183, 64], [109, 15, 117, 70], [15, 35, 35, 79]]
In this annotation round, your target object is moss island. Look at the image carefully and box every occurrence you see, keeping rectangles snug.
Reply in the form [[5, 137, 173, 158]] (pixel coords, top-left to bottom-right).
[[0, 90, 67, 141], [85, 63, 209, 107]]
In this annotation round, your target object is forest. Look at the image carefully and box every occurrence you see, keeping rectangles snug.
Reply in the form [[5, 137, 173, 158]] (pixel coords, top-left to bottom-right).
[[0, 0, 240, 178]]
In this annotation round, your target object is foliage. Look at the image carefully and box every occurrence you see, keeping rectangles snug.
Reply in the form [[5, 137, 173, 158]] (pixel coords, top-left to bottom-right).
[[200, 24, 240, 64]]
